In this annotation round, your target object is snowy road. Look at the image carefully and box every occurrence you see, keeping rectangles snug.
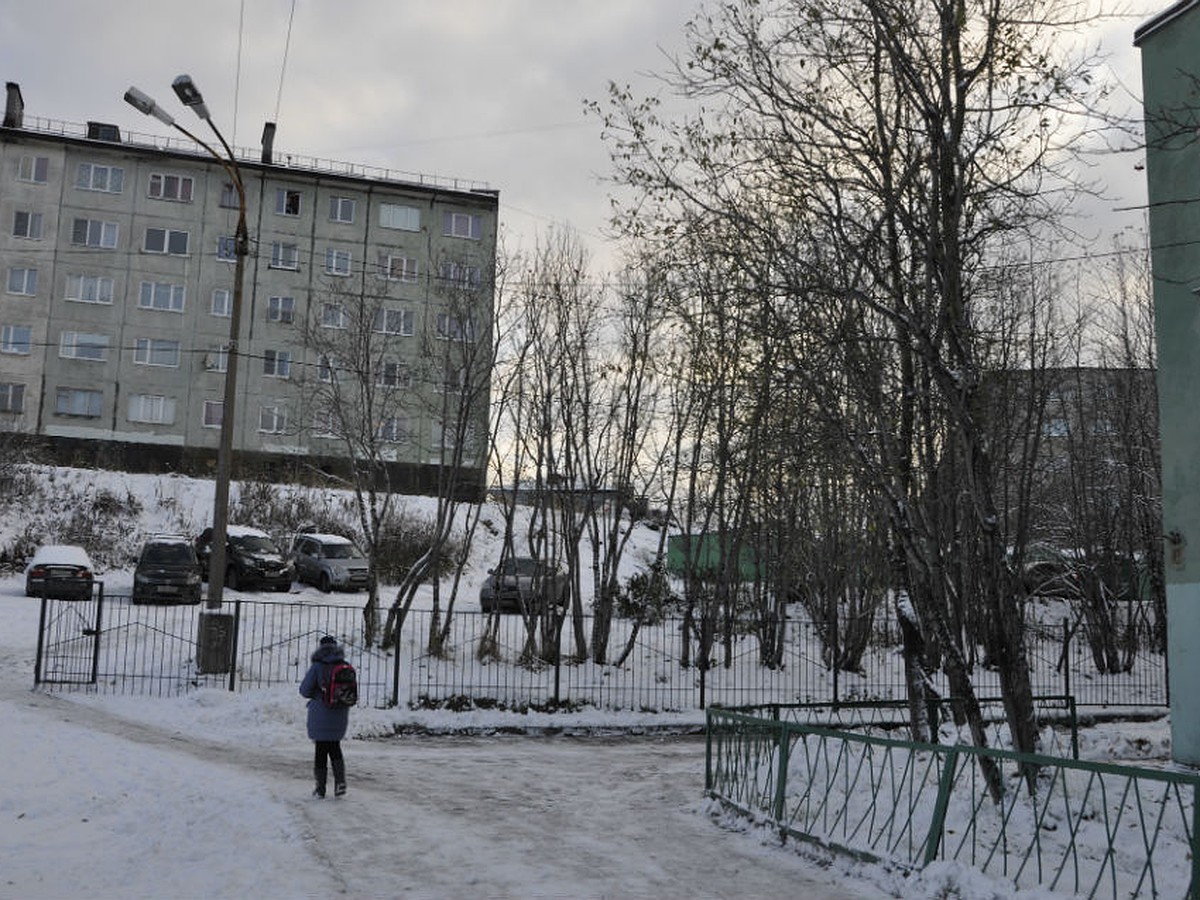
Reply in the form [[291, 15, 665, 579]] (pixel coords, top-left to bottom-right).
[[5, 687, 872, 899]]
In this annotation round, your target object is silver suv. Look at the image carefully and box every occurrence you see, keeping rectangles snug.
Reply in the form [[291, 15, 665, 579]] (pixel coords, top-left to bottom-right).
[[291, 533, 370, 593], [479, 557, 569, 614]]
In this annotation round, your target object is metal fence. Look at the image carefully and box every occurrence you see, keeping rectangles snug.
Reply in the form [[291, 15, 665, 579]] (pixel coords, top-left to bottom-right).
[[705, 705, 1199, 898], [32, 592, 1168, 711]]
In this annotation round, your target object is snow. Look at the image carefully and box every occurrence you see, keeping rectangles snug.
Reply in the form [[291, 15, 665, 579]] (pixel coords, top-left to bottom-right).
[[0, 467, 1188, 899], [24, 543, 94, 572]]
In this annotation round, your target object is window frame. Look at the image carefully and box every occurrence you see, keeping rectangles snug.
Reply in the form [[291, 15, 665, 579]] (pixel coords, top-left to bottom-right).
[[138, 281, 186, 313], [259, 403, 288, 434], [75, 162, 124, 194], [262, 349, 292, 378], [71, 218, 119, 249], [329, 196, 356, 223], [66, 274, 114, 305], [55, 387, 103, 418], [133, 337, 182, 368], [275, 188, 302, 216], [17, 155, 49, 184], [379, 253, 419, 282], [12, 210, 43, 240], [266, 296, 295, 324], [379, 203, 420, 232], [373, 308, 415, 336], [269, 242, 299, 271], [443, 211, 483, 240], [202, 399, 224, 428], [128, 393, 176, 425], [6, 267, 37, 296], [0, 382, 25, 414], [0, 324, 32, 355], [59, 331, 110, 362], [147, 172, 195, 202], [143, 227, 190, 256], [325, 248, 352, 277]]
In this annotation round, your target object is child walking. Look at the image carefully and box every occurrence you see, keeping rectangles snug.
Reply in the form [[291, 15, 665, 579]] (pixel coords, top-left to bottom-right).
[[299, 635, 350, 797]]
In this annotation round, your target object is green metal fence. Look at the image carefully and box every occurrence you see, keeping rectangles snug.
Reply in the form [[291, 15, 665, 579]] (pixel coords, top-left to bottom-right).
[[706, 706, 1200, 898]]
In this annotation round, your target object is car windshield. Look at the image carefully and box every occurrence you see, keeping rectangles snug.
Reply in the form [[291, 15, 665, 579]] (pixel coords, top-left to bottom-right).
[[323, 544, 363, 560], [145, 544, 194, 564], [232, 535, 277, 553]]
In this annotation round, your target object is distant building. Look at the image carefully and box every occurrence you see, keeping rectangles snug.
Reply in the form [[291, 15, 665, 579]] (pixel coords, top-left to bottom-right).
[[0, 82, 496, 496]]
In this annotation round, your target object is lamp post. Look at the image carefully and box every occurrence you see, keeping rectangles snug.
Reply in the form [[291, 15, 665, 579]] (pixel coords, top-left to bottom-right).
[[125, 77, 247, 667]]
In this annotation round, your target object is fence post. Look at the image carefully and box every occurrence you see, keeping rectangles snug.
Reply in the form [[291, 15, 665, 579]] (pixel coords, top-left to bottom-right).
[[226, 598, 241, 692], [34, 596, 48, 685], [772, 719, 790, 826], [1061, 619, 1071, 702], [923, 746, 958, 866]]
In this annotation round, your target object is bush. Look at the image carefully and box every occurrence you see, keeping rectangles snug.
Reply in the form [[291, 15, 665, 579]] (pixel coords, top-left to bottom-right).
[[617, 562, 683, 624]]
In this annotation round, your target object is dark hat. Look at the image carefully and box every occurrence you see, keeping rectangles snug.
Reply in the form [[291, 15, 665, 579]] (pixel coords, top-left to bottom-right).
[[319, 635, 337, 646]]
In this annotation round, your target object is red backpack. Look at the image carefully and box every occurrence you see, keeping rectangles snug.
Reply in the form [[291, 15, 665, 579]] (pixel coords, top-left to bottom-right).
[[324, 661, 358, 708]]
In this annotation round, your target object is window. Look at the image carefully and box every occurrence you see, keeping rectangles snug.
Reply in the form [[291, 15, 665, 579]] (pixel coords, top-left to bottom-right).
[[377, 416, 409, 443], [439, 364, 467, 393], [263, 349, 292, 378], [211, 289, 232, 318], [0, 382, 25, 414], [134, 338, 181, 367], [377, 361, 411, 389], [12, 211, 43, 239], [379, 254, 418, 282], [206, 344, 229, 373], [436, 312, 476, 342], [443, 211, 482, 240], [71, 218, 119, 248], [379, 203, 420, 231], [59, 331, 109, 362], [329, 196, 355, 223], [66, 274, 114, 305], [275, 188, 302, 216], [216, 235, 237, 261], [325, 248, 352, 276], [138, 281, 186, 313], [17, 156, 48, 183], [373, 308, 414, 336], [128, 394, 176, 424], [311, 408, 338, 438], [56, 388, 103, 418], [144, 227, 190, 255], [318, 354, 339, 383], [321, 303, 347, 329], [267, 296, 295, 324], [437, 261, 481, 289], [147, 173, 194, 202], [259, 404, 288, 433], [75, 163, 124, 193], [6, 268, 37, 296], [1, 325, 31, 355], [220, 182, 239, 208], [202, 400, 224, 427], [270, 242, 299, 270]]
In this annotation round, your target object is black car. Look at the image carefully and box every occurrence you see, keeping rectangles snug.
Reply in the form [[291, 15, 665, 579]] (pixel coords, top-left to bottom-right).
[[479, 557, 569, 614], [24, 544, 95, 600], [195, 525, 294, 592], [132, 535, 202, 605]]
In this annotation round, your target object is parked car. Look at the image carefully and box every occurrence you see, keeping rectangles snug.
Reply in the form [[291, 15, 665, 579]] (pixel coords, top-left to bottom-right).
[[479, 557, 569, 614], [194, 525, 294, 592], [132, 534, 202, 605], [24, 544, 95, 600], [291, 533, 371, 593]]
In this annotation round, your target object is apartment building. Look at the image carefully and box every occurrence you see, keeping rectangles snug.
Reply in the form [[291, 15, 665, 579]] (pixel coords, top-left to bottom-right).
[[0, 83, 496, 495]]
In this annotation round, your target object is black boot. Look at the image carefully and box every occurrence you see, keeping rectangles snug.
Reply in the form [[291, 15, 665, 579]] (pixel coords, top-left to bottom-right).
[[332, 757, 346, 797], [313, 765, 327, 798]]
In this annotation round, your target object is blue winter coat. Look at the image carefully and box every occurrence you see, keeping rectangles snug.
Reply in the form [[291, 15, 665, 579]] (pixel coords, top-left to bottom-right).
[[299, 643, 350, 741]]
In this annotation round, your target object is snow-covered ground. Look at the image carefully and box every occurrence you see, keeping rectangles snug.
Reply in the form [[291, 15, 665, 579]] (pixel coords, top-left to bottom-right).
[[0, 467, 1185, 898]]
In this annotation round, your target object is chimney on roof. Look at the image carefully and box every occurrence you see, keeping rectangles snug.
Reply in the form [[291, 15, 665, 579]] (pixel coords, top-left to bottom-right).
[[261, 122, 276, 164], [4, 82, 24, 128]]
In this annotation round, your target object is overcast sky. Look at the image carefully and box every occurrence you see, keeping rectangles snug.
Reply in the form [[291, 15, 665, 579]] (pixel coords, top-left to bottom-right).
[[0, 1, 1167, 273]]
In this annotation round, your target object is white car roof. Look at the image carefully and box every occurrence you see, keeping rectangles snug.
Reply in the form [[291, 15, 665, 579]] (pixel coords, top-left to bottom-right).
[[29, 544, 94, 567], [302, 533, 355, 546], [226, 525, 269, 538]]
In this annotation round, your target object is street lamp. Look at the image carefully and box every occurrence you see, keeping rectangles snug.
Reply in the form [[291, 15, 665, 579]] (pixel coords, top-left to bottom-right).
[[125, 76, 248, 630]]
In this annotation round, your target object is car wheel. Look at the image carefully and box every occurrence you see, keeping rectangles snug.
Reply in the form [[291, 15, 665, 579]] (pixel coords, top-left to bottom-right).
[[319, 573, 332, 593], [225, 566, 240, 591]]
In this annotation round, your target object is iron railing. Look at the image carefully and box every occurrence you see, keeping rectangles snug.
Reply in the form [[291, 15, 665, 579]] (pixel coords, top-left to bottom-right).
[[706, 706, 1199, 898], [33, 593, 1168, 711]]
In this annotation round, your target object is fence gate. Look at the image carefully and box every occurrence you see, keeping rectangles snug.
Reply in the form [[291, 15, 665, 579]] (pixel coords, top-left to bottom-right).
[[35, 587, 104, 686]]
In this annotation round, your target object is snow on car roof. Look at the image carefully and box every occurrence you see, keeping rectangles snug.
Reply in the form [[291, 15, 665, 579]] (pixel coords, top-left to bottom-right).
[[226, 525, 269, 538], [29, 544, 94, 567], [302, 533, 355, 545]]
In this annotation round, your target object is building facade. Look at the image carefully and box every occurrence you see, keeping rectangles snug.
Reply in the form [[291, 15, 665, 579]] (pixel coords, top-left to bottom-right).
[[1136, 0, 1200, 763], [0, 83, 496, 495]]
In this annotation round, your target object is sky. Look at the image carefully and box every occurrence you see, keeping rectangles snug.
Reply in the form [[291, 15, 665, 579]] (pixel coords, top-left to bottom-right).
[[0, 0, 1169, 276]]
